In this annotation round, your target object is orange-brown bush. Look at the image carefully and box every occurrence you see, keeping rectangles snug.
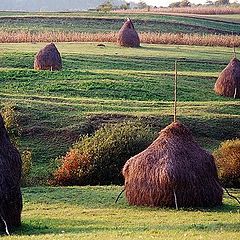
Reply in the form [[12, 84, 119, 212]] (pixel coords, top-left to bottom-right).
[[214, 139, 240, 187], [53, 121, 154, 186], [0, 30, 239, 47]]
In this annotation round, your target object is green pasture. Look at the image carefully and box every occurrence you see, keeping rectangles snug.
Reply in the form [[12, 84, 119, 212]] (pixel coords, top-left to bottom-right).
[[1, 11, 240, 34], [0, 186, 239, 239], [0, 42, 239, 182]]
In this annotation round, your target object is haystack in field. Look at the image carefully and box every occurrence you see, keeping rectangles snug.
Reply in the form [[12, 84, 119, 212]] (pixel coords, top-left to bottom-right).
[[0, 114, 22, 231], [117, 18, 140, 47], [214, 57, 240, 98], [122, 121, 223, 208], [34, 43, 62, 70]]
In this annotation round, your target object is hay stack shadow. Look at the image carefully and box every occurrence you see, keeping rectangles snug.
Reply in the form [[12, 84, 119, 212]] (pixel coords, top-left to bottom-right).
[[117, 18, 140, 48], [122, 121, 223, 208], [214, 57, 240, 98], [34, 43, 62, 71], [0, 114, 22, 231]]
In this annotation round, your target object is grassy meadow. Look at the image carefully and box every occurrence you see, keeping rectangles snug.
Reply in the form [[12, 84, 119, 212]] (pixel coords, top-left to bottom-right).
[[0, 10, 240, 239], [0, 42, 239, 181], [0, 186, 237, 239], [1, 11, 240, 34]]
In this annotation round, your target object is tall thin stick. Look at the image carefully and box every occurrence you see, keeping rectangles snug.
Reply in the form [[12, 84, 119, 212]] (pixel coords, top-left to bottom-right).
[[0, 215, 10, 235], [173, 189, 178, 210], [232, 31, 236, 58], [234, 87, 237, 99], [233, 45, 236, 58], [174, 60, 178, 122]]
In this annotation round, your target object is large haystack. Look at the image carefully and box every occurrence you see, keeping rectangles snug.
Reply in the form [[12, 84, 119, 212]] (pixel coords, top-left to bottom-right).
[[122, 121, 223, 208], [214, 57, 240, 98], [117, 18, 140, 47], [34, 43, 62, 70], [0, 114, 22, 230]]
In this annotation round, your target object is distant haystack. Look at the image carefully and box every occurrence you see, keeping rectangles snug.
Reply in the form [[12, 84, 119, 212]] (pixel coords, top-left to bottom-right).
[[34, 43, 62, 70], [0, 114, 22, 230], [122, 121, 223, 208], [214, 57, 240, 98], [117, 18, 140, 48]]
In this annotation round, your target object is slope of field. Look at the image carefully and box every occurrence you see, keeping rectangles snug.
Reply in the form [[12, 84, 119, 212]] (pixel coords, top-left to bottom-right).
[[0, 186, 239, 239], [1, 11, 240, 34], [0, 43, 239, 182]]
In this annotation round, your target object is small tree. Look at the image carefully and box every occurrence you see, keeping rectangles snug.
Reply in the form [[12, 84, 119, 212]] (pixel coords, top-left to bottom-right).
[[97, 0, 113, 12], [136, 1, 148, 9], [215, 0, 230, 5], [119, 3, 130, 10], [205, 0, 214, 5], [180, 0, 191, 7], [169, 1, 181, 7]]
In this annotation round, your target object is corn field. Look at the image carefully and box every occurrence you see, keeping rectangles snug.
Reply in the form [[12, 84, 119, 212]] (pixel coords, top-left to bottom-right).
[[114, 6, 240, 15], [0, 30, 239, 47]]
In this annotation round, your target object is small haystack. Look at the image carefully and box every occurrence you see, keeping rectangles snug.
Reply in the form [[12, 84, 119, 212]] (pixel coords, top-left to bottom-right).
[[122, 121, 223, 208], [117, 18, 140, 48], [0, 114, 22, 231], [214, 57, 240, 98], [34, 43, 62, 70]]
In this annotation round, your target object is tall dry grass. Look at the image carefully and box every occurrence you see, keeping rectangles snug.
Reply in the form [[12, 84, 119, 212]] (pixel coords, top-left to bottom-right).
[[0, 30, 239, 47], [114, 6, 240, 15]]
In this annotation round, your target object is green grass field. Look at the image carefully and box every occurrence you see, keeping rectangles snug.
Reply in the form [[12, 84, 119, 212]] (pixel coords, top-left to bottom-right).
[[0, 11, 240, 239], [0, 186, 238, 239], [1, 11, 240, 34], [0, 42, 239, 182]]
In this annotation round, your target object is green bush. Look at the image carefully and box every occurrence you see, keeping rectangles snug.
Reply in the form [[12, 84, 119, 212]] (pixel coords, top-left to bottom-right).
[[1, 103, 33, 186], [1, 103, 22, 145], [21, 149, 33, 186], [213, 139, 240, 187], [53, 121, 154, 186]]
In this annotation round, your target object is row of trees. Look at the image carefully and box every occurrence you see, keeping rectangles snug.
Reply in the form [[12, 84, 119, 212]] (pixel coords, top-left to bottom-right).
[[96, 1, 149, 12]]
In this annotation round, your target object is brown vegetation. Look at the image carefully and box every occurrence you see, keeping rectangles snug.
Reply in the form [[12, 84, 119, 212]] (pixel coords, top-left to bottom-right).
[[34, 42, 62, 71], [0, 113, 22, 229], [122, 121, 223, 208], [214, 57, 240, 98], [114, 6, 240, 15], [214, 139, 240, 187], [0, 31, 239, 47], [117, 18, 140, 47]]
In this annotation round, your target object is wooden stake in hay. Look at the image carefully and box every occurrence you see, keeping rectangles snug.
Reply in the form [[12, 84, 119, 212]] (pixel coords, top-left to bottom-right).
[[214, 57, 240, 98], [122, 121, 223, 208], [34, 43, 62, 70], [174, 60, 178, 122], [0, 114, 22, 232], [117, 18, 140, 48]]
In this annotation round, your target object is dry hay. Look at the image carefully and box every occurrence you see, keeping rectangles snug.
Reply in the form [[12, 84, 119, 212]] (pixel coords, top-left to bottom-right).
[[122, 121, 223, 208], [0, 114, 22, 230], [117, 18, 140, 47], [34, 42, 62, 70], [214, 57, 240, 98]]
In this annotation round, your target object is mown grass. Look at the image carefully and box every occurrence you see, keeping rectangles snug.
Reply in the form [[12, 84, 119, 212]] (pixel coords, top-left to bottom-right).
[[0, 43, 239, 182], [0, 186, 239, 239], [1, 11, 240, 34]]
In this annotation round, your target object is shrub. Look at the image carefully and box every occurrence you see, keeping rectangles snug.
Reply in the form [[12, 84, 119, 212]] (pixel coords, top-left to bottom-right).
[[53, 121, 154, 186], [213, 139, 240, 187], [1, 103, 33, 186], [21, 149, 33, 186], [0, 103, 22, 145]]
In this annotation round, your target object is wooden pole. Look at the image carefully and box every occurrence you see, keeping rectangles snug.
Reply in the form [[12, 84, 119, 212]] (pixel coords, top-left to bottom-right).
[[173, 189, 178, 210], [232, 31, 236, 58], [233, 45, 236, 58], [174, 60, 177, 122]]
